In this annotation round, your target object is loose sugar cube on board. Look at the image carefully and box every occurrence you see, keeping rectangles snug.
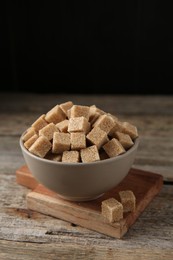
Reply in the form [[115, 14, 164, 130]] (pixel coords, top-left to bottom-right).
[[45, 105, 66, 124], [29, 136, 51, 158], [52, 132, 70, 154], [39, 123, 58, 140], [70, 132, 86, 150], [101, 198, 123, 223], [32, 115, 48, 132], [103, 138, 125, 158], [86, 126, 109, 149], [62, 150, 80, 163], [119, 190, 136, 212], [80, 145, 100, 163]]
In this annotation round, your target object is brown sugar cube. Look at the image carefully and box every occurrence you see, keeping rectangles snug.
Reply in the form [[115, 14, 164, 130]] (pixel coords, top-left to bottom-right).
[[22, 127, 36, 142], [89, 104, 105, 114], [52, 132, 70, 154], [66, 108, 71, 119], [80, 145, 100, 163], [121, 122, 138, 140], [119, 190, 136, 212], [103, 138, 125, 158], [70, 105, 90, 120], [101, 198, 123, 223], [39, 123, 58, 140], [114, 131, 134, 150], [62, 151, 80, 163], [93, 114, 115, 134], [56, 119, 69, 133], [29, 136, 51, 158], [32, 114, 48, 132], [86, 126, 109, 149], [107, 113, 118, 122], [109, 120, 124, 137], [24, 134, 38, 149], [99, 150, 109, 160], [70, 132, 86, 150], [68, 117, 90, 134], [89, 105, 105, 124], [89, 111, 100, 125], [45, 152, 62, 162], [60, 101, 73, 116], [45, 105, 66, 124]]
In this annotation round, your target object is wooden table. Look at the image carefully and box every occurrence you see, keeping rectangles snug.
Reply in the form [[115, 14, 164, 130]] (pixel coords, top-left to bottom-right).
[[0, 92, 173, 260]]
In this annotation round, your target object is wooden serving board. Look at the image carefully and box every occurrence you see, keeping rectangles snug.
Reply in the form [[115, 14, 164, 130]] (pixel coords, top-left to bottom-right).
[[16, 165, 163, 239]]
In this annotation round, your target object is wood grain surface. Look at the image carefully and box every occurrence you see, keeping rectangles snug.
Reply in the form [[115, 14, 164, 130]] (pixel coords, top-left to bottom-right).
[[0, 93, 173, 259], [16, 165, 163, 238]]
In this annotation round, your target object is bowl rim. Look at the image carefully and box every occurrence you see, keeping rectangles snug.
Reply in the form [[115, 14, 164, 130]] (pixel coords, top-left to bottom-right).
[[20, 133, 140, 167]]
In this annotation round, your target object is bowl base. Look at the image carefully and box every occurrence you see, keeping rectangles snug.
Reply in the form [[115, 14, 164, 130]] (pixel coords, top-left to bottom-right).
[[57, 193, 104, 202]]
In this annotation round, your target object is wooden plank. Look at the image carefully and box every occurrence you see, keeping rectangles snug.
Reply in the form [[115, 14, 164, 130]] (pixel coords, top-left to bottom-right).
[[1, 240, 173, 260], [16, 165, 39, 190], [0, 182, 172, 250], [19, 166, 163, 239]]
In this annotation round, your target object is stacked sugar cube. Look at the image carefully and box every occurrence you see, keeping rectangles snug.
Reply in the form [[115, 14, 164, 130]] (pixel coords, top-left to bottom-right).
[[22, 101, 138, 163]]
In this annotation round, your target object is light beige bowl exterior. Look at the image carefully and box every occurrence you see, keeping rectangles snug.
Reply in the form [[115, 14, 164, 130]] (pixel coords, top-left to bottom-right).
[[20, 135, 139, 201]]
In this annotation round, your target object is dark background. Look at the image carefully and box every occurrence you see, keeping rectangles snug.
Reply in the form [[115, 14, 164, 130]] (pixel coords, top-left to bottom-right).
[[1, 1, 173, 94]]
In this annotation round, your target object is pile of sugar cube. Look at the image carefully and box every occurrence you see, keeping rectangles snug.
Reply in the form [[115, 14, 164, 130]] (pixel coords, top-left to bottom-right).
[[22, 101, 138, 163]]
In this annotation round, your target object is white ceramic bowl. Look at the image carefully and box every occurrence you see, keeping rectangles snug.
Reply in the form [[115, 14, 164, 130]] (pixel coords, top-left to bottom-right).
[[20, 135, 139, 201]]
